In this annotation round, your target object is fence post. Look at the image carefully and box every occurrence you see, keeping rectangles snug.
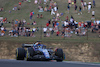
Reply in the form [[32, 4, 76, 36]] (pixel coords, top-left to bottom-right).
[[40, 25, 42, 40], [63, 28, 65, 40], [87, 28, 88, 40]]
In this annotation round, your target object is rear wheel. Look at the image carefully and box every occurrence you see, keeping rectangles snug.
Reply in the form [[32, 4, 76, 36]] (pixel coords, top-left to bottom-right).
[[26, 47, 35, 61], [16, 48, 25, 60], [55, 48, 64, 62]]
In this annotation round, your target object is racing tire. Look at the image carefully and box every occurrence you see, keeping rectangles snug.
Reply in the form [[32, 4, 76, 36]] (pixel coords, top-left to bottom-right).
[[55, 48, 64, 62], [16, 48, 25, 60], [26, 47, 35, 61]]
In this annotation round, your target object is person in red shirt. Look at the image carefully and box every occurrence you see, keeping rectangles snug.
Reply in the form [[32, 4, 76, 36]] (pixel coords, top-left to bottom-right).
[[30, 11, 33, 20], [66, 16, 69, 21], [19, 2, 21, 7], [19, 2, 21, 5], [91, 22, 94, 32], [78, 22, 82, 28], [46, 23, 49, 27], [56, 30, 60, 36]]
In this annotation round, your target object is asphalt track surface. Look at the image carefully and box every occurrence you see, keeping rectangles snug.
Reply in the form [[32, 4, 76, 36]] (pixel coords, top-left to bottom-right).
[[0, 59, 100, 67]]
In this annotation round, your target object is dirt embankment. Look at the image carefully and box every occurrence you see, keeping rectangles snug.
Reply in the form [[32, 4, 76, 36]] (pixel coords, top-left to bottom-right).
[[0, 41, 100, 62]]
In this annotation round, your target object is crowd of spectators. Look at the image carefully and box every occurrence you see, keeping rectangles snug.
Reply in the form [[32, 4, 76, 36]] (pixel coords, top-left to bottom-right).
[[0, 0, 100, 38]]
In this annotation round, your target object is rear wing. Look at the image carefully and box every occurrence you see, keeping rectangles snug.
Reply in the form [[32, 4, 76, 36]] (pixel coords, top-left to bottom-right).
[[22, 44, 33, 48]]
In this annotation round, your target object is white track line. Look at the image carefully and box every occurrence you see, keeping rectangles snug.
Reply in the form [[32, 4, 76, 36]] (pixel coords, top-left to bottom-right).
[[63, 61, 100, 66]]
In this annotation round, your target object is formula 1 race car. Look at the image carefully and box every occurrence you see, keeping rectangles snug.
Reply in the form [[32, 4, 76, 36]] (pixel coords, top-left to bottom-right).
[[16, 41, 65, 62]]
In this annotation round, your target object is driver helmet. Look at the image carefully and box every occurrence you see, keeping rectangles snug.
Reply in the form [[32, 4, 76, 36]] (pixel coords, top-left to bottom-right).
[[35, 42, 39, 45]]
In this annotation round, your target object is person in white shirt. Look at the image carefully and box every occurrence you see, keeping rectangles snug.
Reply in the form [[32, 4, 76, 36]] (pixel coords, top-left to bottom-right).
[[88, 4, 91, 13], [96, 20, 100, 25], [32, 27, 36, 32], [64, 21, 67, 27], [91, 10, 95, 19], [49, 28, 53, 31], [84, 1, 87, 9], [88, 1, 91, 5], [56, 12, 60, 17], [54, 6, 57, 13], [51, 8, 55, 15], [1, 26, 4, 31], [43, 27, 47, 37], [34, 0, 38, 4]]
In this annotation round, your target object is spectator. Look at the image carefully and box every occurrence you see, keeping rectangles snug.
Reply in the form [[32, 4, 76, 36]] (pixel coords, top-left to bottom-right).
[[74, 21, 78, 29], [91, 22, 94, 32], [51, 8, 55, 15], [30, 11, 33, 20], [66, 16, 69, 21], [11, 20, 14, 28], [0, 7, 4, 12], [39, 0, 41, 4], [74, 0, 77, 4], [34, 0, 38, 4], [98, 24, 100, 37], [48, 19, 51, 24], [15, 19, 18, 27], [1, 30, 5, 36], [40, 14, 43, 18], [75, 4, 77, 13], [56, 12, 60, 17], [46, 22, 49, 28], [88, 1, 92, 5], [28, 0, 31, 2], [91, 10, 95, 20], [44, 7, 47, 11], [0, 29, 1, 36], [93, 0, 96, 8], [60, 13, 64, 16], [23, 19, 26, 24], [67, 4, 70, 13], [31, 27, 36, 37], [54, 6, 57, 14], [81, 0, 84, 10], [18, 20, 22, 27], [72, 1, 74, 7], [18, 1, 22, 7], [43, 27, 47, 37], [56, 30, 60, 36], [44, 0, 47, 4], [54, 2, 57, 6], [37, 14, 40, 18], [81, 0, 84, 4], [13, 6, 17, 11], [46, 32, 50, 37], [88, 4, 91, 13], [68, 0, 71, 7], [51, 28, 54, 35], [9, 10, 11, 14], [78, 6, 82, 15], [39, 7, 44, 12], [1, 26, 5, 36], [84, 1, 87, 9], [1, 26, 4, 31], [32, 21, 36, 25], [32, 11, 34, 18]]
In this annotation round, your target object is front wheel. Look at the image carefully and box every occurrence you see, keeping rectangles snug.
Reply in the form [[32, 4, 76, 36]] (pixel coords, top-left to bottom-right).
[[16, 48, 25, 60], [55, 48, 64, 62]]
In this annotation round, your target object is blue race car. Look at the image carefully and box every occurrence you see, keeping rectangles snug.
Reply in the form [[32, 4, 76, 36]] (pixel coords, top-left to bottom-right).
[[16, 41, 65, 62]]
